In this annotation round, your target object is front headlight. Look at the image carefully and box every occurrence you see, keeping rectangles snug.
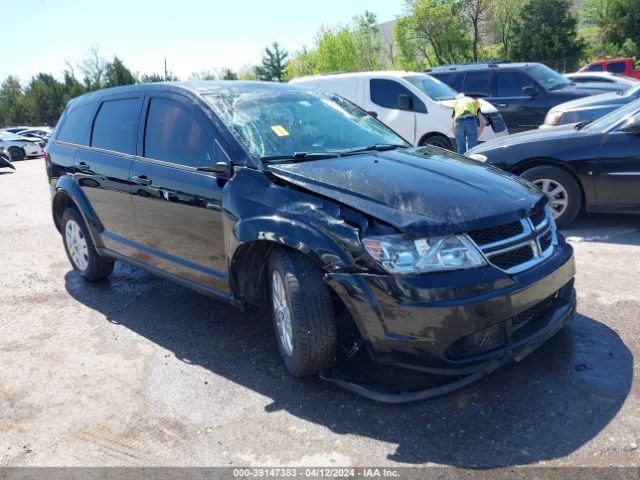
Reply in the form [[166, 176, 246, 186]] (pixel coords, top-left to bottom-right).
[[362, 234, 486, 274], [545, 110, 563, 126], [467, 153, 487, 162]]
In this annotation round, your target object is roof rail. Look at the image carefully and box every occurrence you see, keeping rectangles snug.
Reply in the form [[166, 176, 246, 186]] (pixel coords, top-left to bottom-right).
[[424, 60, 512, 72]]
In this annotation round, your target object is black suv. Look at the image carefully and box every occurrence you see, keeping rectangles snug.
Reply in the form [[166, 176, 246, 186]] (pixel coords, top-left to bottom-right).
[[46, 82, 576, 401], [427, 62, 618, 133]]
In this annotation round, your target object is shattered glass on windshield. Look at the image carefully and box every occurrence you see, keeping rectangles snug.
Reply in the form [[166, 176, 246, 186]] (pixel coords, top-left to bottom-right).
[[203, 89, 407, 161]]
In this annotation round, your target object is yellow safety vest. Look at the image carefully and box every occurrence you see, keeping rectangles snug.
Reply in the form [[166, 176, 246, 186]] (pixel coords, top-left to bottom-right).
[[452, 97, 480, 122]]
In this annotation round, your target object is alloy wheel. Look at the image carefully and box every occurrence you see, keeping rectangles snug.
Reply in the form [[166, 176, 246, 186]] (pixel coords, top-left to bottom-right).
[[65, 219, 89, 271], [533, 178, 568, 219], [271, 270, 293, 356]]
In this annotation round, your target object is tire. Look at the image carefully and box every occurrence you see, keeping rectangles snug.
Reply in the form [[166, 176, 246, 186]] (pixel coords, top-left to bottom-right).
[[521, 166, 581, 228], [420, 134, 452, 151], [62, 208, 114, 281], [268, 249, 336, 377], [8, 147, 24, 162]]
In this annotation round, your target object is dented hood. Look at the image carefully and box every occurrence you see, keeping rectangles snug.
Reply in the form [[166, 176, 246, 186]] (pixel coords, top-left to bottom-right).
[[267, 148, 545, 236]]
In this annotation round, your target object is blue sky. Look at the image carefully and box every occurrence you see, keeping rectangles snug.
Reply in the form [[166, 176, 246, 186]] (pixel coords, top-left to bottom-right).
[[2, 0, 402, 83]]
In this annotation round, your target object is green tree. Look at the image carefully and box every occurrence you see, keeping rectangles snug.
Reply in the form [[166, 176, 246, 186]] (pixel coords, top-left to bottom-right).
[[0, 76, 25, 126], [493, 0, 523, 59], [254, 42, 289, 82], [22, 74, 66, 126], [509, 0, 584, 64], [393, 0, 472, 68], [601, 0, 640, 55], [463, 0, 493, 61], [103, 56, 137, 87], [352, 10, 384, 70], [287, 47, 318, 78]]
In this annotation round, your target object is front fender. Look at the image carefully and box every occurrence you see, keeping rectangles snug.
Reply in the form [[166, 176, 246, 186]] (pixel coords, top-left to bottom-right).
[[232, 215, 359, 271], [53, 175, 104, 248]]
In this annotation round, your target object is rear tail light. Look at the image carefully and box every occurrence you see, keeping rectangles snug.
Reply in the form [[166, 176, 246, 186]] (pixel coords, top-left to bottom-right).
[[43, 147, 49, 165]]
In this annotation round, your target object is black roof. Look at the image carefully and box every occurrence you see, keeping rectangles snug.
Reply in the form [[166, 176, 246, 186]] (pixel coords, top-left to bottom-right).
[[425, 61, 538, 73], [69, 81, 305, 107]]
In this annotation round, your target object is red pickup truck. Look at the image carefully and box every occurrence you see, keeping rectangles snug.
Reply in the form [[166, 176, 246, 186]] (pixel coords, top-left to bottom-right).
[[579, 57, 640, 79]]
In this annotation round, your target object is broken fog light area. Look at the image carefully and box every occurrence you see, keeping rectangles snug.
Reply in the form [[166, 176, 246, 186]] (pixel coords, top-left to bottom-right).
[[445, 291, 560, 361]]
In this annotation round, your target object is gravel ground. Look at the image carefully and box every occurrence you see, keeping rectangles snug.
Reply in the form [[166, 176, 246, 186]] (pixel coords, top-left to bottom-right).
[[1, 157, 639, 468]]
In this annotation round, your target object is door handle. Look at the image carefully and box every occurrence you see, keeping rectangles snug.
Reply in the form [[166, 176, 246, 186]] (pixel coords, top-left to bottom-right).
[[131, 175, 152, 186], [74, 161, 91, 171], [498, 104, 508, 108]]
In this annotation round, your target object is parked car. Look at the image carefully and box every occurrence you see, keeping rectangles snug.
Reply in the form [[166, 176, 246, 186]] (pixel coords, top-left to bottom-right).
[[0, 131, 43, 161], [579, 57, 640, 80], [46, 82, 576, 401], [427, 62, 622, 133], [17, 127, 52, 141], [542, 84, 640, 127], [290, 71, 508, 151], [2, 126, 30, 134], [467, 99, 640, 227], [565, 71, 639, 88], [0, 147, 15, 170]]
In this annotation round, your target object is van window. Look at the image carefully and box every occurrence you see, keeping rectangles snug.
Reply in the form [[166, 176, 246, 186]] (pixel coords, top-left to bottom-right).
[[57, 104, 94, 145], [608, 61, 626, 74], [370, 79, 426, 113], [495, 72, 532, 97], [461, 72, 492, 97], [144, 97, 215, 168], [91, 98, 140, 154], [586, 63, 604, 72]]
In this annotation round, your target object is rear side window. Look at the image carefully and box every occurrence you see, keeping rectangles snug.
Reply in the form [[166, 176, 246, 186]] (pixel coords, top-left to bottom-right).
[[495, 72, 533, 97], [57, 104, 94, 145], [607, 61, 626, 73], [461, 72, 492, 96], [144, 97, 216, 168], [370, 79, 427, 113], [91, 98, 140, 154], [586, 63, 604, 72]]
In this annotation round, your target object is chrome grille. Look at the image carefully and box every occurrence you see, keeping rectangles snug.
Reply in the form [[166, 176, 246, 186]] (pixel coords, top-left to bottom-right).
[[467, 206, 557, 274]]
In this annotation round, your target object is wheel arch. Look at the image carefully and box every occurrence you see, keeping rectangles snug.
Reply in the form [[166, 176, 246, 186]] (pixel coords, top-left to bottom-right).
[[511, 158, 586, 208], [229, 217, 354, 307], [52, 176, 104, 247], [418, 131, 453, 149]]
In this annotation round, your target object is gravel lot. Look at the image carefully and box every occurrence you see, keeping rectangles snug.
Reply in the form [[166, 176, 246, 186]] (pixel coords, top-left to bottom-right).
[[1, 157, 639, 468]]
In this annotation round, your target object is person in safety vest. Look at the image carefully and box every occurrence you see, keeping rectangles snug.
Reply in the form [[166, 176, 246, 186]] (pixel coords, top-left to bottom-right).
[[451, 93, 485, 154]]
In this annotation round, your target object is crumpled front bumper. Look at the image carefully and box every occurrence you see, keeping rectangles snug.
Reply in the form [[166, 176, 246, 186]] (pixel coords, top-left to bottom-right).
[[326, 240, 576, 376]]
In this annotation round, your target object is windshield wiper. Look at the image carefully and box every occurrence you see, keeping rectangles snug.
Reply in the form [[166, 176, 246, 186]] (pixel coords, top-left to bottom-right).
[[548, 83, 570, 91], [338, 144, 410, 157], [260, 152, 340, 163]]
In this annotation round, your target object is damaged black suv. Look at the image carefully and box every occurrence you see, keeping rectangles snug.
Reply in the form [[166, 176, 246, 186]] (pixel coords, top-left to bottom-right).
[[46, 82, 576, 401]]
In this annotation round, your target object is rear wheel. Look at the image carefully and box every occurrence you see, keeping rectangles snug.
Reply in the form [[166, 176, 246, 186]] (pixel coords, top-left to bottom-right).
[[521, 166, 581, 228], [62, 208, 114, 281], [420, 134, 452, 150], [8, 147, 23, 162], [268, 249, 336, 377]]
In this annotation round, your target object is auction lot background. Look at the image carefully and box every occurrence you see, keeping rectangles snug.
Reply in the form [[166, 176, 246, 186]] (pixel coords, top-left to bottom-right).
[[2, 0, 640, 473]]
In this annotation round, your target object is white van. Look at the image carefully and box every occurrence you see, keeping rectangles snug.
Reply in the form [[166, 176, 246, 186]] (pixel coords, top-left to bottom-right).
[[290, 71, 508, 149]]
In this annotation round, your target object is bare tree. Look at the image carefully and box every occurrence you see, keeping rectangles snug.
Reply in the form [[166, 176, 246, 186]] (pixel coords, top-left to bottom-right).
[[463, 0, 493, 61], [79, 44, 107, 90]]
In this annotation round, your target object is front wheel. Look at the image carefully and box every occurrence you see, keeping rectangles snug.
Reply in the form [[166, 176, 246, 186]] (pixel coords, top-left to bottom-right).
[[420, 134, 452, 150], [8, 147, 23, 162], [62, 208, 114, 281], [521, 166, 581, 228], [268, 249, 336, 377]]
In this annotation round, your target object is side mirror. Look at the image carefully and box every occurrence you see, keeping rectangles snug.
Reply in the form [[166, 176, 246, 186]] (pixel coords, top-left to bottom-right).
[[197, 139, 233, 178], [522, 86, 539, 97], [366, 110, 379, 119], [398, 94, 412, 111]]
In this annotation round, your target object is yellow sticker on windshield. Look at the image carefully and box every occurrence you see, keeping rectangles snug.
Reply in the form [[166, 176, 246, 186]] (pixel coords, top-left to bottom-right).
[[271, 125, 290, 137]]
